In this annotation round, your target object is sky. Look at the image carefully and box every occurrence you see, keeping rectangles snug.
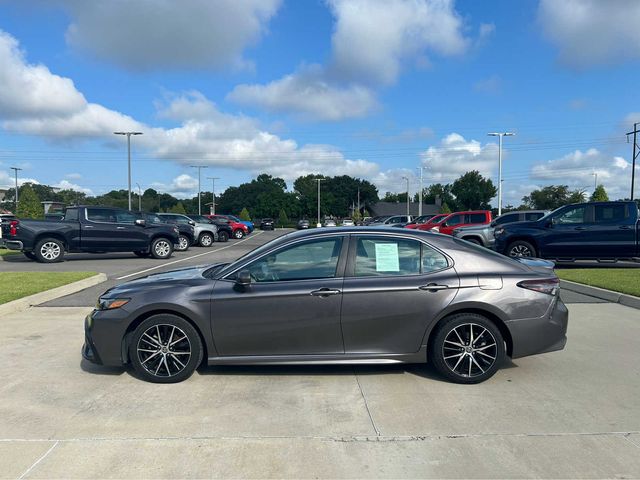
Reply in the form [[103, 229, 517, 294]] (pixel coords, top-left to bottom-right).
[[0, 0, 639, 207]]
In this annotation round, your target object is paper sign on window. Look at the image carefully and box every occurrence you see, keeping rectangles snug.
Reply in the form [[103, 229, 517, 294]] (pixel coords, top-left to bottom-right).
[[375, 243, 400, 271]]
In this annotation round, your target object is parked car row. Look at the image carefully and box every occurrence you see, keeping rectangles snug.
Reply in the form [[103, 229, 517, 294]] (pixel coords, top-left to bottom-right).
[[0, 206, 255, 263]]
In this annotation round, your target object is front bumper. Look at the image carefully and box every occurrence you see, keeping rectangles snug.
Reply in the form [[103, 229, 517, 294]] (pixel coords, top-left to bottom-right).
[[507, 296, 568, 359], [82, 309, 130, 366]]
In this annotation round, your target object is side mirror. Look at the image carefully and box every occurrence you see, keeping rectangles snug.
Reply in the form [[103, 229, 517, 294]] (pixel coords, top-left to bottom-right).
[[236, 269, 251, 287], [135, 219, 146, 227], [188, 220, 196, 226]]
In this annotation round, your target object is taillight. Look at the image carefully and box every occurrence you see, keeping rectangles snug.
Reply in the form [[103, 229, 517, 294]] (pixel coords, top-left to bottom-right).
[[9, 220, 19, 236], [517, 278, 559, 295]]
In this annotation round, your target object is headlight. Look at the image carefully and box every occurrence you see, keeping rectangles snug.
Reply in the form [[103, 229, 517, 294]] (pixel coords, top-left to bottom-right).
[[97, 297, 130, 310]]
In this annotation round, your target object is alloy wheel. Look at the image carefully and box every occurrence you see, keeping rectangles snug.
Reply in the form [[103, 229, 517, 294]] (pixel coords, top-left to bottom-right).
[[509, 245, 532, 257], [178, 236, 189, 251], [200, 234, 213, 246], [136, 324, 192, 378], [155, 240, 171, 257], [40, 241, 61, 260], [442, 323, 497, 379]]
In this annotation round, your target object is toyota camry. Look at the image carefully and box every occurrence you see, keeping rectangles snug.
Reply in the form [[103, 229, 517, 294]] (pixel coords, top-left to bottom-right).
[[83, 227, 568, 384]]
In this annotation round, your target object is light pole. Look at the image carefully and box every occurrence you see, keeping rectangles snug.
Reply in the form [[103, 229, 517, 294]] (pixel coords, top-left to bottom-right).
[[416, 166, 425, 217], [315, 178, 325, 227], [136, 183, 142, 211], [207, 177, 220, 215], [10, 167, 22, 212], [402, 176, 410, 216], [591, 172, 598, 192], [113, 131, 143, 211], [487, 132, 515, 216], [191, 165, 208, 215]]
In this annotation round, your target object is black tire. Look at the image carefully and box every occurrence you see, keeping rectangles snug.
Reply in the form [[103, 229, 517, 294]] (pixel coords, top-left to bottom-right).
[[133, 251, 149, 258], [34, 237, 65, 263], [175, 235, 190, 252], [233, 229, 244, 239], [429, 313, 505, 384], [507, 240, 537, 258], [128, 314, 203, 383], [198, 232, 214, 247], [150, 237, 174, 259], [217, 231, 229, 242], [23, 252, 37, 261]]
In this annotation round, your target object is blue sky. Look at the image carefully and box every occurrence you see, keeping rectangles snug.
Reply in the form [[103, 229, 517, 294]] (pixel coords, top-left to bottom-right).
[[0, 0, 638, 206]]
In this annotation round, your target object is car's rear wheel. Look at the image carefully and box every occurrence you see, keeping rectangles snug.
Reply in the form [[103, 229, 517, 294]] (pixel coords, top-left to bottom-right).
[[217, 231, 229, 242], [429, 313, 505, 384], [129, 314, 203, 383], [507, 240, 536, 258], [150, 237, 173, 259], [233, 229, 244, 239], [34, 238, 65, 263], [199, 233, 214, 247], [175, 235, 190, 252]]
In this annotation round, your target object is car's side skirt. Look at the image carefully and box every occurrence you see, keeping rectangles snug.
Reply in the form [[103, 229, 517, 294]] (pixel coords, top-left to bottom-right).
[[207, 350, 427, 366]]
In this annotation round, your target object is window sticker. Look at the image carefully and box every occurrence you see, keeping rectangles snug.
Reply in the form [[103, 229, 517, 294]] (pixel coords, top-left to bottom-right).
[[375, 243, 400, 271]]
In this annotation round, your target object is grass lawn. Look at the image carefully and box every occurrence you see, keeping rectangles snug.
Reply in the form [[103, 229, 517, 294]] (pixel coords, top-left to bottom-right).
[[0, 272, 97, 304], [557, 269, 640, 297], [0, 248, 19, 257]]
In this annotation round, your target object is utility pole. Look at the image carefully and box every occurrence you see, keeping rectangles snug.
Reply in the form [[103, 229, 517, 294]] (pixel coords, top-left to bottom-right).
[[591, 172, 597, 192], [191, 165, 208, 215], [488, 132, 515, 216], [626, 123, 639, 200], [402, 176, 410, 216], [136, 183, 142, 211], [207, 177, 220, 215], [10, 167, 22, 212], [417, 166, 425, 217], [357, 188, 360, 215], [315, 178, 325, 227], [113, 131, 143, 211]]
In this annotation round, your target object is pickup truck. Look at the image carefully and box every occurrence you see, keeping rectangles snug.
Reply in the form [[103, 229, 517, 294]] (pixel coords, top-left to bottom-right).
[[452, 210, 548, 247], [494, 201, 640, 261], [1, 206, 180, 263]]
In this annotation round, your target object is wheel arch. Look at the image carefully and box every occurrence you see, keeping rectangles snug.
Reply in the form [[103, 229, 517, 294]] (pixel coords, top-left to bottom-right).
[[33, 233, 68, 251], [460, 235, 483, 245]]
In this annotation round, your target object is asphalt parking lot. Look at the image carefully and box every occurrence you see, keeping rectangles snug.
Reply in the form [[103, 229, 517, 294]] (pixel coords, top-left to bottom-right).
[[1, 229, 640, 478]]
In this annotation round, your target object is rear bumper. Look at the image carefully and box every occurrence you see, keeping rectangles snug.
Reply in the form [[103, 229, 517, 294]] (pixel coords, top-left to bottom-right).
[[3, 240, 23, 250], [507, 296, 568, 359]]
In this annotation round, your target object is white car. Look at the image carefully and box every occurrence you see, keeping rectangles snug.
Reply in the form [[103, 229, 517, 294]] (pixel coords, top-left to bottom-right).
[[341, 218, 355, 226], [323, 219, 337, 227]]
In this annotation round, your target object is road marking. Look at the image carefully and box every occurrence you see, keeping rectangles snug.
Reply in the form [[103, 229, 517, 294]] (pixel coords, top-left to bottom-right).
[[18, 440, 59, 479], [116, 231, 264, 281]]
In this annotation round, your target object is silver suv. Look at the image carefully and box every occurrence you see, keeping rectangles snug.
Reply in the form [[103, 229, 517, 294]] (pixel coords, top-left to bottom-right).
[[157, 213, 218, 247], [369, 215, 413, 226], [453, 210, 547, 248]]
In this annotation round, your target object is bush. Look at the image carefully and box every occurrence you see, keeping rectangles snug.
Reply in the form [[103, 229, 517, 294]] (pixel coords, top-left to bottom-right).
[[239, 207, 251, 221]]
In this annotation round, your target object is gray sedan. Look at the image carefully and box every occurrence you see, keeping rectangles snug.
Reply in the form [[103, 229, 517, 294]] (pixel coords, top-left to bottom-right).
[[83, 227, 568, 384]]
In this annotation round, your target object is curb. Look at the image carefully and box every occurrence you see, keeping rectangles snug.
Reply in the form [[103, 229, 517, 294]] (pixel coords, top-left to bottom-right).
[[0, 273, 107, 316], [560, 279, 640, 310]]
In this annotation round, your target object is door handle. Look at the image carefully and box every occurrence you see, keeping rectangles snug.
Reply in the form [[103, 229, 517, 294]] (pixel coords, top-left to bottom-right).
[[310, 288, 341, 297], [83, 225, 94, 229], [619, 225, 632, 230], [574, 227, 586, 231], [116, 226, 126, 230], [419, 284, 449, 292]]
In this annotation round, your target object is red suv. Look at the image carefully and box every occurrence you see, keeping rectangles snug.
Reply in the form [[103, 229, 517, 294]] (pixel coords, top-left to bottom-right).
[[407, 213, 448, 230], [207, 215, 249, 239], [429, 210, 492, 235]]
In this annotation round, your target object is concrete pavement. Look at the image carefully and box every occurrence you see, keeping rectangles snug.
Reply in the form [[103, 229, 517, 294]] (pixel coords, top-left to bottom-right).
[[1, 303, 639, 478]]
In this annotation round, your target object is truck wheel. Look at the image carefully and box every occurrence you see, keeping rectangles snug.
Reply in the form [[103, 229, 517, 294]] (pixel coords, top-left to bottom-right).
[[133, 251, 149, 258], [507, 240, 537, 258], [217, 231, 229, 242], [175, 235, 190, 252], [150, 238, 173, 259], [233, 229, 244, 239], [34, 238, 65, 263], [198, 233, 214, 247], [23, 252, 37, 261]]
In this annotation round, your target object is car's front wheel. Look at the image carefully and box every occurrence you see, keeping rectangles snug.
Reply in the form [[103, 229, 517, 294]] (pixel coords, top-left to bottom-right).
[[34, 238, 65, 263], [150, 237, 173, 259], [198, 233, 214, 247], [507, 240, 537, 258], [129, 314, 203, 383], [429, 313, 505, 384], [217, 231, 229, 242], [233, 229, 244, 239], [175, 235, 190, 252]]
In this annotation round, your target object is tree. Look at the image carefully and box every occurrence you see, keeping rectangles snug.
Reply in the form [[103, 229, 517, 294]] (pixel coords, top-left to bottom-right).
[[16, 184, 43, 219], [590, 185, 609, 202], [450, 171, 497, 210], [441, 202, 452, 214], [522, 185, 587, 210], [382, 192, 408, 203], [278, 208, 289, 227], [169, 202, 187, 214], [422, 183, 457, 211], [239, 207, 251, 221]]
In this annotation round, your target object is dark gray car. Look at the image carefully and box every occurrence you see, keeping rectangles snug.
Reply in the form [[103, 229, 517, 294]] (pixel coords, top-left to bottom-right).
[[83, 227, 568, 384]]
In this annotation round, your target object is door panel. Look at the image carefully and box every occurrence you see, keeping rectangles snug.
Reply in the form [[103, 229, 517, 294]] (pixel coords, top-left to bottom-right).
[[543, 205, 589, 257], [588, 203, 636, 258]]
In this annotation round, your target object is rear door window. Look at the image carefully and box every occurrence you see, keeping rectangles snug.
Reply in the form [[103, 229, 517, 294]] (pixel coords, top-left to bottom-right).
[[86, 208, 117, 223], [355, 237, 421, 276], [525, 212, 545, 221], [594, 204, 628, 223], [468, 213, 487, 223], [494, 213, 518, 225], [445, 214, 464, 226]]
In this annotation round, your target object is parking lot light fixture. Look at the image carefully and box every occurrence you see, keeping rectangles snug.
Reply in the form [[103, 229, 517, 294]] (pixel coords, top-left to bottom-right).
[[191, 165, 208, 215], [487, 132, 515, 216], [113, 132, 143, 211], [315, 178, 326, 227], [402, 176, 410, 216], [207, 177, 220, 215], [10, 166, 22, 211]]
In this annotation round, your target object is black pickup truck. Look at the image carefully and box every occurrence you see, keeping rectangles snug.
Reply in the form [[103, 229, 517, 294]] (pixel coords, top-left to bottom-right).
[[1, 206, 180, 263], [494, 201, 640, 262]]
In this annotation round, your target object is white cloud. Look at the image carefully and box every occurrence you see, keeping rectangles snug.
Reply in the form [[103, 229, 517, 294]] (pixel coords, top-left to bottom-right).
[[54, 0, 282, 71], [530, 148, 637, 199], [538, 0, 640, 68], [53, 179, 93, 195], [420, 133, 499, 183], [227, 65, 377, 121], [0, 170, 39, 189]]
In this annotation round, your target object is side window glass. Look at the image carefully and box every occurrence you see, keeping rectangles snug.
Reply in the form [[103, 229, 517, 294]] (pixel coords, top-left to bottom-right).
[[468, 213, 486, 223], [446, 215, 463, 226], [115, 211, 136, 224], [595, 205, 627, 223], [63, 208, 79, 221], [87, 208, 116, 223], [525, 212, 544, 221], [247, 238, 343, 282], [355, 237, 421, 277], [422, 244, 449, 273], [494, 214, 514, 225], [555, 206, 586, 225], [175, 216, 190, 224]]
